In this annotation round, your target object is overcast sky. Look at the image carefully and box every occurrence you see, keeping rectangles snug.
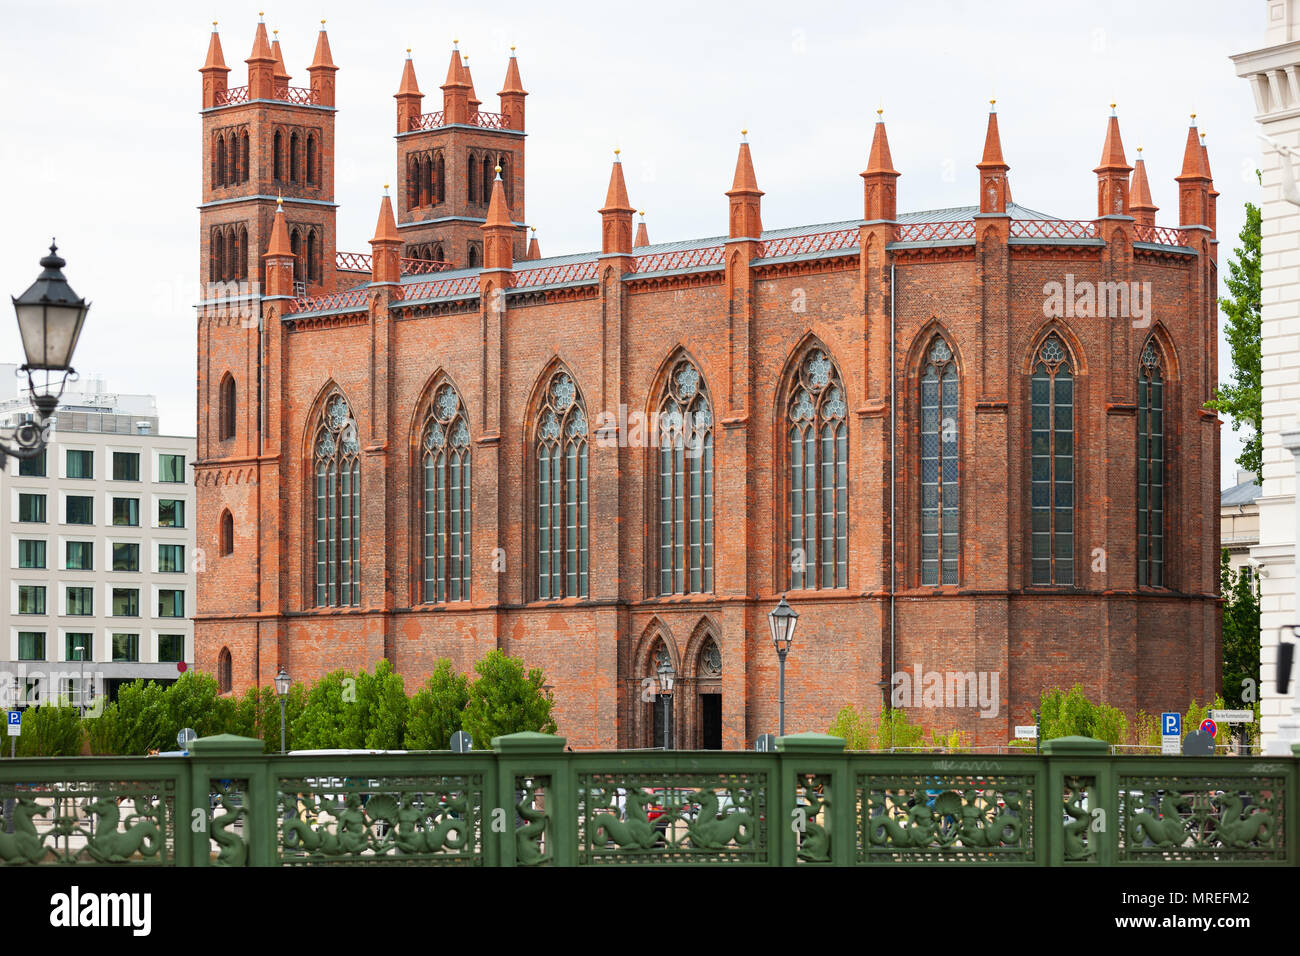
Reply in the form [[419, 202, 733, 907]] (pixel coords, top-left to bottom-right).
[[0, 0, 1262, 485]]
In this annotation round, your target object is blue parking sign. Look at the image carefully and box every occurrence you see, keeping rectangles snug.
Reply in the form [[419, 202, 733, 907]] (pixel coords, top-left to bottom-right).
[[1161, 712, 1181, 736], [7, 710, 21, 736]]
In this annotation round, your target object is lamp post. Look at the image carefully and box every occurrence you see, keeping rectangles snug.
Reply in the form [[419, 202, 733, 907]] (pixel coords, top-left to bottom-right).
[[274, 667, 291, 754], [73, 645, 86, 718], [4, 242, 89, 466], [768, 595, 799, 736], [656, 657, 674, 750]]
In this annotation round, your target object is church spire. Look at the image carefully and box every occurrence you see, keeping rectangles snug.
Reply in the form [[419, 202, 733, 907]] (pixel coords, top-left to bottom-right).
[[441, 41, 470, 125], [726, 131, 764, 238], [200, 21, 230, 108], [482, 166, 515, 270], [861, 110, 900, 221], [635, 211, 650, 248], [307, 21, 338, 107], [262, 197, 295, 296], [499, 46, 528, 130], [395, 49, 423, 132], [370, 188, 402, 284], [1130, 147, 1158, 227], [600, 151, 636, 255], [977, 101, 1010, 215], [246, 15, 276, 100], [271, 30, 291, 87], [1175, 114, 1211, 228], [1094, 104, 1132, 217]]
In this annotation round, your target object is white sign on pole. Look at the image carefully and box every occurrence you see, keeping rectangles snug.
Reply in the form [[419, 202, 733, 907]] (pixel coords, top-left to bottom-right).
[[1161, 736, 1180, 755], [1014, 725, 1038, 739], [1209, 710, 1254, 723], [7, 711, 20, 736]]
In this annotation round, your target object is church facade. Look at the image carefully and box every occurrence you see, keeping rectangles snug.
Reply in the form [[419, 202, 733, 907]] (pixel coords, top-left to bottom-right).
[[195, 20, 1222, 748]]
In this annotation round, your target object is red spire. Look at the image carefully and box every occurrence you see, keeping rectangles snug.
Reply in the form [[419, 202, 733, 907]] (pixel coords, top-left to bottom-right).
[[977, 101, 1010, 215], [861, 111, 900, 221], [730, 137, 762, 194], [271, 31, 291, 85], [441, 42, 470, 125], [482, 166, 515, 271], [635, 212, 649, 248], [526, 228, 540, 260], [1175, 115, 1211, 228], [485, 168, 513, 228], [463, 56, 480, 111], [249, 18, 274, 62], [310, 21, 336, 70], [246, 16, 276, 100], [865, 114, 897, 175], [370, 189, 402, 284], [1176, 117, 1209, 181], [726, 132, 764, 239], [979, 105, 1007, 168], [442, 42, 466, 88], [203, 22, 228, 71], [603, 152, 634, 212], [398, 50, 420, 95], [372, 192, 401, 243], [1095, 107, 1130, 171], [1130, 148, 1158, 227], [1094, 105, 1132, 218], [600, 151, 636, 255], [500, 48, 526, 94], [498, 46, 528, 131], [265, 198, 292, 258]]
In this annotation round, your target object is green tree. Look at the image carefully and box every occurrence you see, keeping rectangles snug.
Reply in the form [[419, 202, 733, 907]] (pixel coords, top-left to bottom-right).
[[15, 701, 85, 757], [165, 671, 237, 742], [462, 651, 556, 747], [85, 679, 170, 755], [291, 669, 362, 749], [1205, 189, 1261, 476], [232, 683, 307, 753], [827, 704, 873, 750], [356, 659, 409, 749], [1221, 550, 1261, 710], [1038, 685, 1129, 745], [404, 660, 470, 750]]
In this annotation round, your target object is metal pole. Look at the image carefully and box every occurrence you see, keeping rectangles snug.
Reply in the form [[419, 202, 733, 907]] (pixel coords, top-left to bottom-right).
[[78, 647, 85, 718], [778, 649, 787, 736], [279, 697, 287, 754], [661, 694, 671, 750]]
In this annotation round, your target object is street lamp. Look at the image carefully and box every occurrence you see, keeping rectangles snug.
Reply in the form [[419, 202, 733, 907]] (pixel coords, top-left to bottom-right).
[[768, 595, 799, 736], [4, 242, 89, 466], [274, 667, 291, 754], [73, 644, 86, 718], [656, 657, 674, 750]]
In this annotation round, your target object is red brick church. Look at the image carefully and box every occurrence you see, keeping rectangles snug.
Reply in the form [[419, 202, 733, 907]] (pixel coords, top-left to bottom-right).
[[195, 19, 1221, 748]]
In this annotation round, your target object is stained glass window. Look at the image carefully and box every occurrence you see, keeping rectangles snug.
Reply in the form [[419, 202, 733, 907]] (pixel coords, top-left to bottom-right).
[[537, 370, 589, 599], [314, 394, 362, 607], [1030, 335, 1074, 586], [1137, 341, 1165, 587], [658, 359, 714, 595], [920, 336, 959, 585], [422, 383, 471, 603], [789, 348, 848, 589]]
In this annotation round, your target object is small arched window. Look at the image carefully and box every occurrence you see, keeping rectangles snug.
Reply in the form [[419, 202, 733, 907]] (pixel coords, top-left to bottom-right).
[[211, 229, 224, 283], [288, 132, 300, 184], [313, 394, 362, 607], [239, 130, 250, 183], [920, 335, 958, 585], [408, 156, 420, 208], [307, 229, 320, 283], [1030, 334, 1074, 586], [482, 154, 494, 202], [215, 135, 227, 187], [788, 347, 848, 590], [220, 509, 234, 556], [226, 133, 238, 186], [434, 243, 445, 263], [536, 369, 589, 599], [306, 134, 318, 185], [289, 228, 303, 286], [273, 130, 284, 182], [421, 382, 471, 603], [1137, 341, 1165, 587], [219, 374, 236, 441], [217, 647, 232, 694], [468, 245, 481, 269], [657, 358, 714, 594], [467, 151, 478, 203], [435, 153, 445, 205], [237, 226, 248, 280]]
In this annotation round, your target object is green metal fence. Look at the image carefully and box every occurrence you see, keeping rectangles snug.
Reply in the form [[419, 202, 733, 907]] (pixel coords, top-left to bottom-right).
[[0, 732, 1295, 866]]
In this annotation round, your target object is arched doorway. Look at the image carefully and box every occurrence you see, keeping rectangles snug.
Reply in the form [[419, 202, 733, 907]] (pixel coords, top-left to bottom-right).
[[650, 644, 674, 750], [696, 636, 722, 749]]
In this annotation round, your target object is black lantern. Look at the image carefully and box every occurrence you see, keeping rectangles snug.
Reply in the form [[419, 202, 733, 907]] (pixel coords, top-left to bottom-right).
[[768, 595, 799, 654], [274, 666, 291, 698], [656, 657, 675, 696]]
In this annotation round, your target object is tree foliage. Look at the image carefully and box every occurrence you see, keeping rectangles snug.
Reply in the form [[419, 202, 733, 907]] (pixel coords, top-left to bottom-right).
[[1038, 685, 1129, 744], [461, 650, 557, 748], [1220, 550, 1261, 710], [14, 700, 85, 757], [1205, 191, 1262, 476], [404, 660, 470, 750], [826, 704, 968, 751]]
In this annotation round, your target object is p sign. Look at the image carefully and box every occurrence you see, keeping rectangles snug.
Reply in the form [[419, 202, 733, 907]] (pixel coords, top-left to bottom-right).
[[1161, 712, 1181, 737], [1199, 718, 1218, 737], [7, 710, 20, 736]]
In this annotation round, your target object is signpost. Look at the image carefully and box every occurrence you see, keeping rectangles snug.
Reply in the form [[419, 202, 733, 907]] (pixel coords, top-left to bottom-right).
[[1209, 710, 1253, 723], [1014, 725, 1038, 740], [7, 710, 19, 758], [1161, 712, 1181, 755], [1199, 717, 1218, 738]]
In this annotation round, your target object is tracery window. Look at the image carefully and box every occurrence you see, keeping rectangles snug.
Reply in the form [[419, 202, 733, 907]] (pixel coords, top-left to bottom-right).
[[1137, 341, 1165, 587], [1030, 335, 1074, 586], [788, 348, 848, 590], [920, 336, 958, 585], [536, 370, 588, 599], [421, 382, 471, 603], [313, 395, 361, 607], [657, 359, 714, 595]]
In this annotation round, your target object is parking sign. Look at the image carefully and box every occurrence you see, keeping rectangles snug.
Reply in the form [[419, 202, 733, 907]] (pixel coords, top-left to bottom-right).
[[7, 711, 20, 736], [1161, 712, 1181, 736]]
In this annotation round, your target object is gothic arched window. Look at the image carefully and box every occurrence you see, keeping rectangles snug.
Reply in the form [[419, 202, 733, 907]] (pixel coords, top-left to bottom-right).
[[219, 373, 236, 441], [920, 336, 958, 585], [306, 134, 318, 185], [1137, 341, 1165, 587], [313, 394, 361, 607], [657, 358, 714, 595], [220, 509, 234, 556], [210, 229, 224, 283], [307, 229, 320, 283], [482, 154, 493, 203], [273, 129, 284, 182], [536, 369, 589, 599], [1030, 335, 1074, 586], [288, 132, 301, 184], [237, 226, 248, 280], [421, 382, 471, 603], [435, 153, 445, 205], [239, 130, 249, 183], [215, 135, 227, 187], [788, 347, 848, 590], [218, 647, 232, 694], [467, 151, 478, 203]]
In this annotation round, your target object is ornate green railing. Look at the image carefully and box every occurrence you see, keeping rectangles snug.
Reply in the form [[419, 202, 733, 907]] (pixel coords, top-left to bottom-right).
[[0, 733, 1295, 866]]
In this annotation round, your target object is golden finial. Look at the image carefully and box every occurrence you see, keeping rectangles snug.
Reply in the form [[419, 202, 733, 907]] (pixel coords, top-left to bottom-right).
[[495, 164, 501, 174], [383, 183, 390, 192], [321, 19, 326, 26], [276, 193, 283, 207], [614, 148, 621, 159], [1137, 146, 1143, 155], [273, 29, 279, 38], [212, 20, 218, 28], [638, 209, 645, 217], [511, 45, 516, 52], [531, 226, 536, 234], [406, 47, 412, 55], [876, 108, 883, 117], [259, 10, 265, 19], [1190, 112, 1197, 121]]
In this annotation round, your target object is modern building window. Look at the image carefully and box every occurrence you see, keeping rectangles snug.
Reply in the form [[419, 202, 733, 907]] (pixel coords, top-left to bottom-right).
[[1030, 334, 1075, 586], [158, 544, 185, 573], [65, 633, 92, 662], [17, 631, 45, 661], [66, 586, 94, 616], [158, 634, 185, 663], [19, 450, 46, 477], [66, 449, 94, 479], [656, 358, 714, 595], [920, 335, 959, 586], [159, 454, 186, 483], [112, 542, 140, 572], [19, 493, 46, 523], [314, 394, 361, 608], [536, 369, 588, 600], [421, 382, 471, 603], [18, 539, 46, 569], [787, 347, 848, 591], [220, 510, 234, 556], [65, 541, 94, 571], [17, 585, 46, 615], [158, 589, 185, 618], [1137, 341, 1166, 587], [112, 497, 140, 526], [112, 633, 139, 663], [66, 496, 94, 525], [159, 499, 186, 528], [113, 452, 141, 481], [112, 587, 140, 617]]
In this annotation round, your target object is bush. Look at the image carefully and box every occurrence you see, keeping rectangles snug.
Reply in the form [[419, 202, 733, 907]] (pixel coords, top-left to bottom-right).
[[1039, 685, 1129, 745], [404, 660, 470, 750], [826, 705, 966, 751], [462, 650, 556, 748], [15, 701, 84, 757]]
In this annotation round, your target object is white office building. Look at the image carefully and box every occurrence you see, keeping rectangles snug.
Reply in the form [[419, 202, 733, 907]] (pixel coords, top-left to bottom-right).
[[0, 367, 195, 709]]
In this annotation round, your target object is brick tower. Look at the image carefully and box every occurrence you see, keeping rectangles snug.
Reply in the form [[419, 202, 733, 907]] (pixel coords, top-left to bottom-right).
[[393, 44, 529, 267]]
